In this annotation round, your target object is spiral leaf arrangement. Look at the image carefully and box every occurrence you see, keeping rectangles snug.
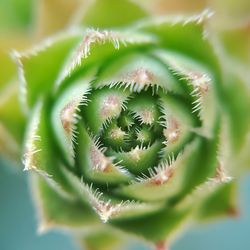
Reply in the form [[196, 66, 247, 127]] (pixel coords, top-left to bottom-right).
[[0, 1, 249, 250]]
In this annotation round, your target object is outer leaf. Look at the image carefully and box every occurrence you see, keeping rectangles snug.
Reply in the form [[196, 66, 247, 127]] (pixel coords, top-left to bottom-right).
[[136, 10, 220, 76], [110, 206, 190, 243], [221, 70, 250, 152], [25, 101, 100, 230], [14, 31, 81, 110], [197, 181, 238, 220], [57, 29, 156, 86], [23, 99, 81, 196], [61, 167, 164, 223], [218, 71, 250, 174], [180, 134, 219, 197], [174, 177, 237, 226], [32, 175, 99, 232]]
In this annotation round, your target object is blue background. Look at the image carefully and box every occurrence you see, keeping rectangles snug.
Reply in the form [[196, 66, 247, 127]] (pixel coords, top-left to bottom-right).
[[1, 159, 250, 250]]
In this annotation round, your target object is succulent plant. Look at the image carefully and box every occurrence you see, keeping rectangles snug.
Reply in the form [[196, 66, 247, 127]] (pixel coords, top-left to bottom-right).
[[1, 0, 250, 250]]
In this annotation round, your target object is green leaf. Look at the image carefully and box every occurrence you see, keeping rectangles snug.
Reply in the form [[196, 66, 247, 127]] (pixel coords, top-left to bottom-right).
[[59, 167, 163, 223], [218, 71, 250, 174], [82, 87, 130, 134], [154, 49, 218, 135], [78, 0, 148, 28], [57, 29, 156, 86], [222, 72, 250, 152], [137, 11, 220, 75], [32, 175, 99, 232], [108, 141, 163, 175], [174, 177, 237, 225], [179, 135, 219, 197], [14, 32, 81, 110], [126, 91, 160, 126], [101, 121, 129, 151], [159, 92, 197, 158], [115, 142, 196, 202], [52, 76, 91, 166], [110, 206, 190, 243], [76, 124, 132, 184], [0, 0, 32, 32], [23, 100, 80, 195], [197, 181, 238, 220], [94, 52, 182, 94], [26, 101, 101, 230]]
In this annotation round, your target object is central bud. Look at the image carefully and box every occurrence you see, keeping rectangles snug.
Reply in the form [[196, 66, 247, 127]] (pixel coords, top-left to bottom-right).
[[80, 86, 177, 178]]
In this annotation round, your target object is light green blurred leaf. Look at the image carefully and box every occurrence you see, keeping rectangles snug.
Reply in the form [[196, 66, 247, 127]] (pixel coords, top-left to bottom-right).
[[78, 0, 148, 28], [0, 0, 32, 32]]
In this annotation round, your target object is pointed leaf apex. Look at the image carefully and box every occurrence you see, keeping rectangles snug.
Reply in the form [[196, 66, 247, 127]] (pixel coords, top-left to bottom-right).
[[137, 154, 177, 186], [121, 68, 156, 92], [163, 116, 181, 145], [59, 87, 91, 158], [209, 163, 233, 184], [134, 108, 155, 125], [86, 184, 123, 223], [90, 141, 112, 172], [60, 99, 81, 134], [100, 94, 123, 120], [155, 241, 168, 250], [129, 145, 147, 162]]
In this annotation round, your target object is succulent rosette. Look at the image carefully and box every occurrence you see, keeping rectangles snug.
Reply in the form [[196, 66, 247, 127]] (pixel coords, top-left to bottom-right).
[[1, 1, 249, 250]]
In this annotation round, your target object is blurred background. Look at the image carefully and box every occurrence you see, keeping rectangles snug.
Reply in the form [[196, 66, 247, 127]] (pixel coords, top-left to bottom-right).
[[0, 0, 249, 249]]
